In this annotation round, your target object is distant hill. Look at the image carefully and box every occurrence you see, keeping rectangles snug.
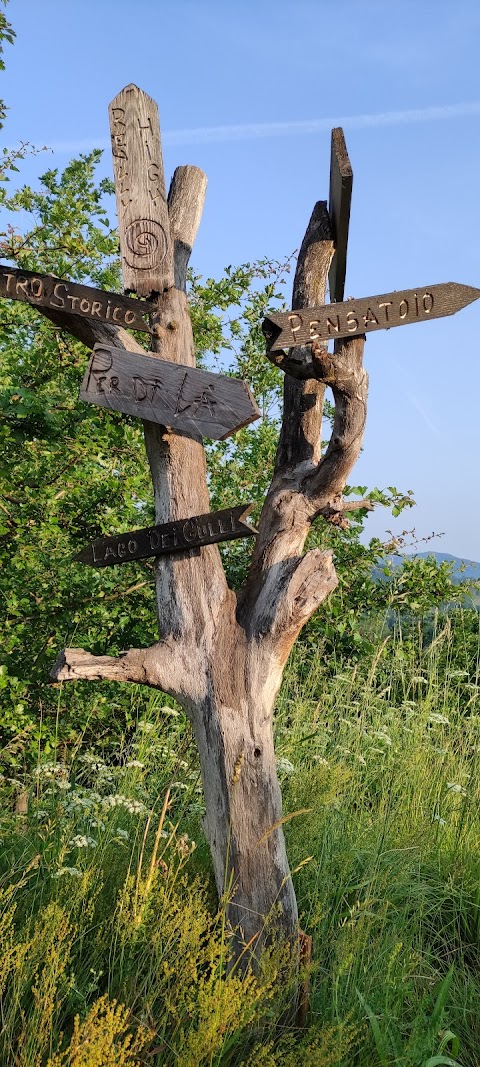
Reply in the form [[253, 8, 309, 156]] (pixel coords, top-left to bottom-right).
[[405, 552, 480, 583], [373, 551, 480, 586]]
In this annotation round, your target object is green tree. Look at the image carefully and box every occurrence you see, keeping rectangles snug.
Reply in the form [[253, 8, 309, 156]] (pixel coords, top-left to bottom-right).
[[0, 150, 463, 765]]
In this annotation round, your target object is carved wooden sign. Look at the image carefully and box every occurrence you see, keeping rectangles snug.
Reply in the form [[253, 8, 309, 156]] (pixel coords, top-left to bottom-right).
[[263, 282, 480, 351], [79, 344, 260, 440], [75, 504, 257, 567], [0, 264, 152, 333], [328, 128, 353, 304], [109, 84, 173, 297]]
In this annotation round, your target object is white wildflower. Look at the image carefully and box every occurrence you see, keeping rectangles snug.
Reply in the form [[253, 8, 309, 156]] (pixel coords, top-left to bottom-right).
[[446, 782, 467, 795], [428, 713, 450, 726], [54, 867, 82, 878], [69, 835, 97, 848], [125, 760, 144, 769], [56, 779, 71, 791], [101, 793, 146, 815], [89, 819, 105, 831], [115, 829, 129, 841], [275, 757, 295, 776]]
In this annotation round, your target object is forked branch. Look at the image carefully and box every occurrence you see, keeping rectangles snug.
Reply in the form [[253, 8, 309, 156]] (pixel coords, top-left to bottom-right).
[[239, 201, 368, 638]]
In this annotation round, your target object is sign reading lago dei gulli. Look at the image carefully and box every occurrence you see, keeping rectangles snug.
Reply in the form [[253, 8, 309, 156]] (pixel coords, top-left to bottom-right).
[[75, 504, 257, 567]]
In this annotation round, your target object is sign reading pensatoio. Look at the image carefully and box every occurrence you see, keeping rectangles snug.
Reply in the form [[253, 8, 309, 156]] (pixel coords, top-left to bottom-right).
[[0, 264, 151, 333], [263, 282, 480, 351]]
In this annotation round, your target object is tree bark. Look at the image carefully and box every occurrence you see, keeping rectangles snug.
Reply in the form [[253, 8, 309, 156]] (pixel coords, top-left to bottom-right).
[[49, 177, 368, 964]]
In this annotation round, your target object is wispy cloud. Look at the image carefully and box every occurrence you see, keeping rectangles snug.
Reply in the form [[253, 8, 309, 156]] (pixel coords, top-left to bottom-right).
[[163, 101, 480, 146], [42, 100, 480, 155], [406, 392, 440, 436]]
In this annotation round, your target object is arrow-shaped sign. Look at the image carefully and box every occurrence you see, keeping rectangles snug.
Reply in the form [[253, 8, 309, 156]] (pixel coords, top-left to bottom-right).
[[79, 344, 260, 440], [263, 282, 480, 351], [0, 264, 152, 333], [74, 504, 257, 567]]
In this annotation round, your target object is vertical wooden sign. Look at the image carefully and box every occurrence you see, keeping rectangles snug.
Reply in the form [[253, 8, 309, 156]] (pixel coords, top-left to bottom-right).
[[109, 84, 174, 296], [328, 128, 353, 304]]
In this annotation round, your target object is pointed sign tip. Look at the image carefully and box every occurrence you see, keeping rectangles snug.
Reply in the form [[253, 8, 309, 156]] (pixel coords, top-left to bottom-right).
[[109, 83, 158, 108], [456, 283, 480, 303], [239, 502, 258, 534], [262, 316, 283, 352]]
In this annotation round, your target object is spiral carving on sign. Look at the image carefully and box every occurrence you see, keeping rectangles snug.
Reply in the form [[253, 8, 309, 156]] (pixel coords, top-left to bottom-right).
[[124, 219, 168, 270]]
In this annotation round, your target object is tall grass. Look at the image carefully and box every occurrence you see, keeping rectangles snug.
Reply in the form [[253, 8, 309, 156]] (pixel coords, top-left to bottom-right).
[[277, 611, 480, 1065], [1, 610, 479, 1064]]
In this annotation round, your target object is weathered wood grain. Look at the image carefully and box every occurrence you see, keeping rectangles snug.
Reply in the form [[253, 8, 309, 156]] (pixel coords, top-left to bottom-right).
[[0, 264, 152, 332], [79, 343, 260, 440], [109, 84, 174, 296], [75, 504, 257, 567], [328, 128, 352, 303], [263, 281, 480, 351], [168, 166, 208, 291]]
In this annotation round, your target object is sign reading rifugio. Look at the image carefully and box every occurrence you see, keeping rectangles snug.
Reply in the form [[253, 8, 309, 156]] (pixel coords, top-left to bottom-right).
[[75, 504, 257, 567], [263, 282, 480, 351]]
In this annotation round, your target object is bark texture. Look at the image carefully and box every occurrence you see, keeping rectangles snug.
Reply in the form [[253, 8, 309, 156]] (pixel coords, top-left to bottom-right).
[[49, 177, 368, 960]]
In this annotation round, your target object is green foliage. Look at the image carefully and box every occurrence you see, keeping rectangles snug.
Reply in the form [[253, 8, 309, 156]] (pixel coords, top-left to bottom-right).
[[0, 154, 159, 761], [1, 621, 480, 1063], [0, 0, 14, 124], [0, 145, 472, 768], [2, 11, 479, 1064], [274, 614, 480, 1065]]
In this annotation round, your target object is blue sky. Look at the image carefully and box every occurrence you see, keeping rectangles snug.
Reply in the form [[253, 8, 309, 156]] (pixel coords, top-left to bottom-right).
[[3, 0, 480, 559]]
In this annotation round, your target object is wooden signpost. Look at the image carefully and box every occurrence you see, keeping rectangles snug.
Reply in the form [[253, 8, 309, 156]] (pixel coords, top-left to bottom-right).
[[75, 504, 257, 567], [328, 128, 353, 303], [79, 343, 260, 440], [23, 76, 480, 1000], [0, 264, 152, 333], [263, 281, 480, 351], [109, 84, 173, 296]]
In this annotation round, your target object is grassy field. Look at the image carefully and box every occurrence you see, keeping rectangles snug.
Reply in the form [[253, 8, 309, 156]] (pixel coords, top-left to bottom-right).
[[1, 610, 479, 1065]]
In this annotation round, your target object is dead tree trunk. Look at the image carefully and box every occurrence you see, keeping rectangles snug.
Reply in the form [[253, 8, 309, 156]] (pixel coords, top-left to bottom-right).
[[49, 136, 367, 963]]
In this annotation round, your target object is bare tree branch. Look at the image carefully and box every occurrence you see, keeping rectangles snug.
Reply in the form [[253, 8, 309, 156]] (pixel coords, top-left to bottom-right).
[[238, 202, 368, 653], [50, 640, 207, 709]]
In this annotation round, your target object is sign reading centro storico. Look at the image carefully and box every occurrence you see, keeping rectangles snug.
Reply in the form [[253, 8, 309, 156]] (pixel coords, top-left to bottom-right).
[[0, 264, 152, 333], [262, 282, 480, 351]]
